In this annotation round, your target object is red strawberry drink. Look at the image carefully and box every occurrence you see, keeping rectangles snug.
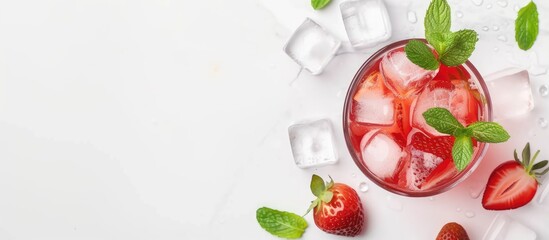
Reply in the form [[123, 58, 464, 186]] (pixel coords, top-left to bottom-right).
[[343, 39, 492, 196]]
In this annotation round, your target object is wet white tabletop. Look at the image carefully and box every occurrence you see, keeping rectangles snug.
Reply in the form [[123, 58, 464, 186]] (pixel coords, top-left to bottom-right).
[[0, 0, 548, 239]]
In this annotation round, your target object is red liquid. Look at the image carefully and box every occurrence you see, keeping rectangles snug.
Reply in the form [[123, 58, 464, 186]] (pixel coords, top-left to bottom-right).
[[346, 52, 483, 192]]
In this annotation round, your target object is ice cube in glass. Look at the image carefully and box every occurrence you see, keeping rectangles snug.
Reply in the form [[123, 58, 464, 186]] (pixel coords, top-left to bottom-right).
[[485, 68, 534, 120], [288, 119, 339, 168], [360, 129, 404, 178], [340, 0, 392, 49], [482, 214, 537, 240], [353, 71, 395, 125], [283, 18, 341, 75], [380, 48, 438, 98]]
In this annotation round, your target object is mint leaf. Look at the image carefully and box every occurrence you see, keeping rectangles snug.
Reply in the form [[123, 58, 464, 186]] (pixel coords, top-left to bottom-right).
[[439, 29, 478, 66], [515, 1, 539, 50], [467, 122, 510, 143], [404, 40, 440, 70], [310, 174, 325, 198], [311, 0, 331, 10], [256, 207, 308, 239], [425, 0, 451, 37], [423, 107, 465, 135], [453, 136, 473, 171], [427, 32, 453, 56]]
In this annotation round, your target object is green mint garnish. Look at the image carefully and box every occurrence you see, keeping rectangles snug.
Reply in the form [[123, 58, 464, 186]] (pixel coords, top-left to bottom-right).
[[404, 40, 440, 70], [311, 0, 331, 10], [515, 1, 539, 50], [406, 0, 478, 69], [423, 107, 510, 171], [256, 207, 308, 239]]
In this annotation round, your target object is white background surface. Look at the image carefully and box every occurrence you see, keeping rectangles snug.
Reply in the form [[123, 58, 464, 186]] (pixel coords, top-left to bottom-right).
[[0, 0, 548, 239]]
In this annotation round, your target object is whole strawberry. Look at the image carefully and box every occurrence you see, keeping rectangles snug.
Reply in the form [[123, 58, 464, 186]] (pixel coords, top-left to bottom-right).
[[436, 222, 470, 240], [306, 175, 365, 237], [482, 143, 549, 210]]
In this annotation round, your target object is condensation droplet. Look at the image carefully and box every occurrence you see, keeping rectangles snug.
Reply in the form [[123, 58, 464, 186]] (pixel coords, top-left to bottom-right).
[[482, 26, 489, 31], [497, 35, 507, 42], [496, 0, 508, 7], [486, 4, 492, 9], [539, 118, 548, 129], [465, 211, 476, 218], [471, 0, 483, 6], [456, 11, 464, 18], [351, 173, 357, 178], [386, 195, 403, 211], [492, 25, 500, 31], [469, 186, 484, 199], [540, 85, 549, 97], [407, 11, 417, 23], [359, 182, 369, 192], [429, 197, 435, 201]]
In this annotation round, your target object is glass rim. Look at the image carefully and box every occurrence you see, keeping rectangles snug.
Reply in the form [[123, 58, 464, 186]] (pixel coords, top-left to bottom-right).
[[342, 38, 493, 197]]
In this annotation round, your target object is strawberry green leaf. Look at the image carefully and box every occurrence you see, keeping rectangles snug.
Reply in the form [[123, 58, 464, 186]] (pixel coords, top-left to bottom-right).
[[405, 40, 440, 70], [515, 1, 539, 50], [467, 121, 510, 143], [256, 207, 308, 239], [523, 142, 531, 167], [425, 0, 451, 38], [453, 136, 473, 171], [321, 191, 333, 203], [311, 0, 331, 10], [439, 29, 478, 66], [310, 174, 325, 198], [423, 107, 465, 135], [532, 160, 548, 171]]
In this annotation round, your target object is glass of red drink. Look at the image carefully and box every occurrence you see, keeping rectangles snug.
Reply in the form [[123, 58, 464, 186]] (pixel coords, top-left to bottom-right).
[[343, 39, 492, 197]]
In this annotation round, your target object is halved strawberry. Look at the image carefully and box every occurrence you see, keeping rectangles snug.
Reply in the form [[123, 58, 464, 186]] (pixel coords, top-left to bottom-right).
[[482, 143, 549, 210], [436, 222, 470, 240], [307, 175, 365, 237], [421, 159, 458, 190], [410, 131, 454, 160]]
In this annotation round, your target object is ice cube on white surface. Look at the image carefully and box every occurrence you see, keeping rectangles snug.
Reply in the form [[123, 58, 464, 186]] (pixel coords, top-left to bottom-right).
[[283, 18, 341, 75], [412, 80, 477, 136], [288, 119, 338, 168], [380, 49, 438, 98], [485, 68, 534, 120], [340, 0, 392, 49], [360, 130, 403, 178], [353, 71, 395, 125], [482, 214, 537, 240]]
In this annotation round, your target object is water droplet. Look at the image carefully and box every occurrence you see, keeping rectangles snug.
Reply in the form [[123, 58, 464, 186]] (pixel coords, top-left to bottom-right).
[[429, 197, 435, 201], [486, 4, 492, 9], [469, 186, 484, 199], [471, 0, 483, 6], [496, 0, 508, 7], [497, 35, 507, 42], [514, 4, 520, 12], [465, 211, 476, 218], [456, 11, 464, 18], [493, 47, 499, 52], [536, 85, 549, 97], [386, 195, 403, 211], [539, 118, 548, 129], [482, 26, 489, 31], [456, 208, 462, 212], [359, 182, 369, 192], [351, 173, 356, 178], [493, 25, 500, 31], [407, 11, 417, 23]]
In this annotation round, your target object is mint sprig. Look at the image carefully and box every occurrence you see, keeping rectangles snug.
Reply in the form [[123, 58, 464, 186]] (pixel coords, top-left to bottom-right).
[[311, 0, 331, 10], [515, 1, 539, 50], [423, 107, 510, 171], [405, 0, 478, 70], [256, 207, 308, 239]]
